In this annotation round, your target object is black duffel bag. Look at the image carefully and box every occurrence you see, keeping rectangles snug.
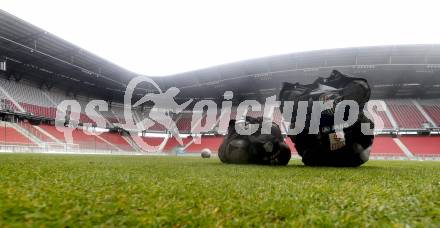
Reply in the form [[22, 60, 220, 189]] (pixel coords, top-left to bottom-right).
[[279, 70, 374, 167], [218, 117, 291, 165]]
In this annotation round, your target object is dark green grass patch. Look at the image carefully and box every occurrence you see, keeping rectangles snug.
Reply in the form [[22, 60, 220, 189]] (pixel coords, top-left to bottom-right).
[[0, 154, 439, 227]]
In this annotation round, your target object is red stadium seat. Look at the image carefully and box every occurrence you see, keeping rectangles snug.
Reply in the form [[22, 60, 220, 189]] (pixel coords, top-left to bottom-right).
[[387, 100, 427, 129], [19, 122, 54, 143], [370, 136, 405, 157], [0, 126, 35, 145], [422, 104, 440, 127], [38, 124, 114, 150], [99, 132, 134, 151], [399, 136, 440, 157]]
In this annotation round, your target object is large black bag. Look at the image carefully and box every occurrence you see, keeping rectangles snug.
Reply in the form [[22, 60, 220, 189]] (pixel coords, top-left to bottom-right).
[[279, 70, 374, 167], [218, 117, 291, 165]]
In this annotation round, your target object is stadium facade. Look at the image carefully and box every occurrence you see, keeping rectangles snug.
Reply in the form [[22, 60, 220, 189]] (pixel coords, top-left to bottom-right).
[[0, 10, 439, 159]]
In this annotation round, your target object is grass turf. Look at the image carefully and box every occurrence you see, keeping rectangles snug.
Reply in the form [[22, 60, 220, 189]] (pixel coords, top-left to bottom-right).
[[0, 154, 439, 227]]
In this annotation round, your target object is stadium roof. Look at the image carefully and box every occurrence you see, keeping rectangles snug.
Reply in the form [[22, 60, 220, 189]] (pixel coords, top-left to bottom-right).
[[0, 9, 145, 101], [1, 9, 440, 104], [166, 45, 440, 103]]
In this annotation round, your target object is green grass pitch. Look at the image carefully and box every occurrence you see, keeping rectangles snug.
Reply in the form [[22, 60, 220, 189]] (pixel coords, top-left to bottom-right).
[[0, 154, 439, 227]]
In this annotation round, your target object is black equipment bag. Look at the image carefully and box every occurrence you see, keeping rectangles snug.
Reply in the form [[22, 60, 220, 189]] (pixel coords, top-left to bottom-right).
[[279, 70, 374, 167], [218, 117, 291, 165]]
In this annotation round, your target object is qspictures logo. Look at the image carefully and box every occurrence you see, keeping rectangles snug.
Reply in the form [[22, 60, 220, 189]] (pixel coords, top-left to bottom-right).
[[54, 75, 386, 152]]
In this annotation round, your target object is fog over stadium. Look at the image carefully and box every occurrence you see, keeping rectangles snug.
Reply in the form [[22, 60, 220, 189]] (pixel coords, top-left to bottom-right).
[[2, 0, 440, 76]]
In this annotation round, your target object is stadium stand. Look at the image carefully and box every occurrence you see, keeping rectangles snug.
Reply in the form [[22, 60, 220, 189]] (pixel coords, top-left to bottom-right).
[[370, 136, 406, 157], [1, 99, 21, 112], [1, 76, 440, 158], [176, 112, 193, 133], [386, 99, 428, 129], [3, 81, 440, 157], [420, 99, 440, 127], [0, 79, 53, 107], [136, 110, 167, 132], [399, 136, 440, 157], [162, 137, 194, 152], [19, 121, 55, 143], [370, 105, 394, 129], [0, 126, 34, 145], [141, 136, 166, 148], [99, 132, 133, 151], [0, 77, 132, 126], [37, 124, 105, 150]]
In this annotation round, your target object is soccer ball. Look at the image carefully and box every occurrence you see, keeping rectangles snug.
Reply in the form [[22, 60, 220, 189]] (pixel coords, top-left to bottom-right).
[[201, 148, 212, 158]]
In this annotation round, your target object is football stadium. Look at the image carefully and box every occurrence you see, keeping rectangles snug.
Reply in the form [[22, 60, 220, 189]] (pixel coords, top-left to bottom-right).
[[0, 6, 439, 227]]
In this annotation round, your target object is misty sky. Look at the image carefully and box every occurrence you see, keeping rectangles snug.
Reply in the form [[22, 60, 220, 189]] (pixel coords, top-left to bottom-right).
[[2, 0, 440, 76]]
